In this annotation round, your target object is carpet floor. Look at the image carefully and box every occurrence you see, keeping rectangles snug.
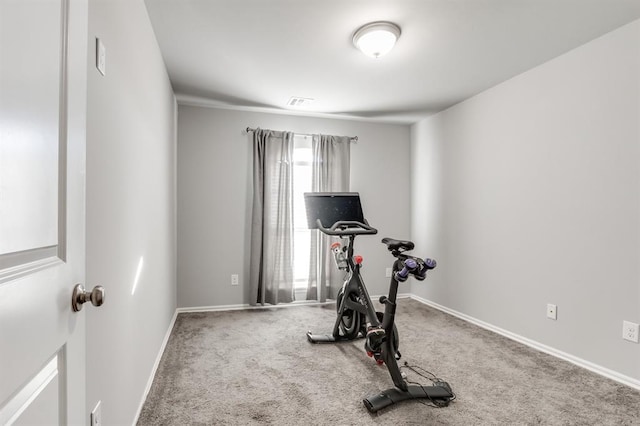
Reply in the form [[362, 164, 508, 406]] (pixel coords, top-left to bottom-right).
[[138, 298, 640, 425]]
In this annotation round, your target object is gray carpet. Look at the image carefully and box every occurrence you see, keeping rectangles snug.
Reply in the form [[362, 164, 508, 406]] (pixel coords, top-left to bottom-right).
[[138, 299, 640, 425]]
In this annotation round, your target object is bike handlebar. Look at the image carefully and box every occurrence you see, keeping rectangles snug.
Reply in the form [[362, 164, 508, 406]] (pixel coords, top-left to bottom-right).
[[315, 219, 378, 236]]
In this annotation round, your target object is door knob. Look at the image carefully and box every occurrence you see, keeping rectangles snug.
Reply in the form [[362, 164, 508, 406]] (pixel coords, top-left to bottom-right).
[[72, 284, 105, 312]]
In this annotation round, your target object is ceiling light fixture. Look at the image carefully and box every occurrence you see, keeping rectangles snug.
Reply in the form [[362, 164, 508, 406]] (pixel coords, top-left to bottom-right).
[[352, 21, 401, 59]]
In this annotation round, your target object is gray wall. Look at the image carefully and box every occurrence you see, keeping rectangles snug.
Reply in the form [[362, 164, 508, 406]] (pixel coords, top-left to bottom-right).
[[177, 106, 411, 307], [411, 20, 640, 381], [86, 0, 177, 424]]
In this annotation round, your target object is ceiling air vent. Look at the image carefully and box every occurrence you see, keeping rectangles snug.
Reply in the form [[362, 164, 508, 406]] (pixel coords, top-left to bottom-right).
[[287, 97, 314, 107]]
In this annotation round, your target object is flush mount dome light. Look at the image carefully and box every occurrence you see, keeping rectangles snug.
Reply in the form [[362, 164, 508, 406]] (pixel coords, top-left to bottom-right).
[[352, 21, 401, 58]]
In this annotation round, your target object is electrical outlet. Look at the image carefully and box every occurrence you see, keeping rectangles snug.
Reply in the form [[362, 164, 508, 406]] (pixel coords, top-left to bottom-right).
[[385, 268, 392, 278], [622, 320, 639, 343], [546, 303, 557, 320], [91, 401, 101, 426], [231, 274, 239, 286]]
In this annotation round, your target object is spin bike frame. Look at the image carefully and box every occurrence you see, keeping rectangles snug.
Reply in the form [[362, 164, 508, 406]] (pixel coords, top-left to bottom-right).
[[306, 219, 454, 413], [362, 247, 453, 413], [306, 219, 380, 343]]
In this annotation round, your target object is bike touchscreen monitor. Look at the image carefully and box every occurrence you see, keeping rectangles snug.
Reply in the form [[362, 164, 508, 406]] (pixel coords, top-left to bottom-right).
[[304, 192, 365, 229]]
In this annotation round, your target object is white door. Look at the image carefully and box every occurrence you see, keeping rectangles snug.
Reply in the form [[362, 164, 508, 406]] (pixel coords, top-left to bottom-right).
[[0, 0, 89, 424]]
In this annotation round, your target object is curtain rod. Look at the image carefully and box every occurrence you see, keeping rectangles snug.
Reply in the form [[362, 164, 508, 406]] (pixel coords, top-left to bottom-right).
[[245, 127, 358, 142]]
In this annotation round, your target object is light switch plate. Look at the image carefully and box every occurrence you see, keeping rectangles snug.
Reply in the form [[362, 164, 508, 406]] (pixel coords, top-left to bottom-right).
[[91, 400, 102, 426], [96, 38, 106, 76]]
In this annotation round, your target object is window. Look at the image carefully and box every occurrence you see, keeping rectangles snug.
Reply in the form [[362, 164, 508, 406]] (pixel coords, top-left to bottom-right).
[[292, 135, 312, 293], [250, 128, 350, 305]]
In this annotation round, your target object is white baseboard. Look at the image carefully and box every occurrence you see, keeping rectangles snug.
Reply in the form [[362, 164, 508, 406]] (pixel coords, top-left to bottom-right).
[[132, 309, 179, 426], [176, 293, 412, 313], [176, 299, 333, 313], [410, 294, 640, 391]]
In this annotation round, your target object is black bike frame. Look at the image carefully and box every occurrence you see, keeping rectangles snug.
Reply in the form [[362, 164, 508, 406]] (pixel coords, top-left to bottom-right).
[[331, 234, 380, 338], [378, 258, 407, 389]]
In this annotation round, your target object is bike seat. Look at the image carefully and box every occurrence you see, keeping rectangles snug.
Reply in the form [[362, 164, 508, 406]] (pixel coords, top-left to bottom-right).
[[381, 237, 414, 252]]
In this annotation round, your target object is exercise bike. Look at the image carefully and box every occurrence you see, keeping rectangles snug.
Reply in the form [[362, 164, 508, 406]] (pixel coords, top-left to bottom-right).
[[304, 192, 454, 413]]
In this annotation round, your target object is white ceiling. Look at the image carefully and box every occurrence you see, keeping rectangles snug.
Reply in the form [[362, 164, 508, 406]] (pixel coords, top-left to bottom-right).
[[144, 0, 640, 124]]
